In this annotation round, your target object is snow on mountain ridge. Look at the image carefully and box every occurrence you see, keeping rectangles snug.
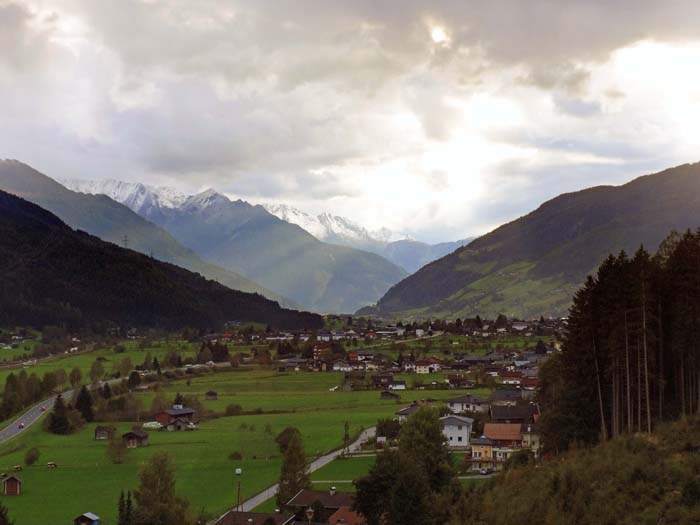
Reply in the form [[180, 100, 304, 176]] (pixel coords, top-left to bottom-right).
[[59, 178, 412, 245]]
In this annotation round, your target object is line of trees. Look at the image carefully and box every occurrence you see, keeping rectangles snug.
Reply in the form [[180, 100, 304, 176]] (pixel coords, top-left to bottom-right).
[[539, 230, 700, 451]]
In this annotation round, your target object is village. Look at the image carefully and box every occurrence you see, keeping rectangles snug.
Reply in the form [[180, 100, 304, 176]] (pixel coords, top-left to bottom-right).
[[0, 316, 564, 524]]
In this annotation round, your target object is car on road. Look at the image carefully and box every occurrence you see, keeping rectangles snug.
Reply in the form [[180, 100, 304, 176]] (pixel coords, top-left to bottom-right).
[[479, 468, 493, 475], [40, 406, 47, 412], [17, 423, 24, 429]]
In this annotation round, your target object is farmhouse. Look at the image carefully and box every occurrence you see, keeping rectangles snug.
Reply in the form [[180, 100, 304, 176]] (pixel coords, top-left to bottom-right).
[[446, 394, 489, 414], [489, 388, 523, 406], [74, 512, 100, 525], [470, 436, 515, 472], [395, 402, 426, 422], [94, 425, 116, 441], [122, 429, 149, 448], [490, 404, 539, 424], [2, 475, 21, 496], [155, 405, 195, 431], [483, 423, 522, 447], [440, 415, 473, 448]]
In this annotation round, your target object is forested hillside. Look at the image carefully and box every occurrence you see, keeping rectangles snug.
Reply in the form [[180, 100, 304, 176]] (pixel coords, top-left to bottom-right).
[[0, 190, 322, 331], [376, 162, 700, 319], [458, 418, 700, 525], [0, 160, 293, 307], [537, 229, 700, 452]]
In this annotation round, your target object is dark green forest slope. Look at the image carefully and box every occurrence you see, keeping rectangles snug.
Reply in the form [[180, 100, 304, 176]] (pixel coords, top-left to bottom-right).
[[0, 190, 322, 330], [376, 162, 700, 319], [0, 160, 294, 307]]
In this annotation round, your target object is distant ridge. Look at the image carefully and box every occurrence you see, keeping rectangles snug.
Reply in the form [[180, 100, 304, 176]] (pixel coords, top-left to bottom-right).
[[375, 162, 700, 319], [0, 160, 296, 308], [0, 189, 322, 330]]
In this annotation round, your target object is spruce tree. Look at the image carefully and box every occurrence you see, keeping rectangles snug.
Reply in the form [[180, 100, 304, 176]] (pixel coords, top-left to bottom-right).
[[75, 385, 94, 422], [276, 432, 310, 507], [0, 502, 14, 525], [48, 394, 70, 435], [118, 490, 125, 525]]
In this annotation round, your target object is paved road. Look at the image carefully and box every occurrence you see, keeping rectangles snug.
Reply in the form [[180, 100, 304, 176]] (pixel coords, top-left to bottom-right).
[[0, 390, 74, 444], [0, 377, 128, 445], [237, 426, 376, 513]]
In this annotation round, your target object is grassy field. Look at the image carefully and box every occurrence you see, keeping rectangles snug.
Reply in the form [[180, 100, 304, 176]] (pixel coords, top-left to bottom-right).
[[0, 338, 199, 386], [0, 368, 481, 523]]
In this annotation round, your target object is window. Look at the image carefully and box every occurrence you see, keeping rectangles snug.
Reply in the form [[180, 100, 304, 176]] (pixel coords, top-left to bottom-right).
[[458, 436, 463, 442], [457, 425, 462, 430]]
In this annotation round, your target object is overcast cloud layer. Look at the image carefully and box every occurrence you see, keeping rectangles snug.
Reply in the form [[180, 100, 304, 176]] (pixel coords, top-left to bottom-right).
[[3, 0, 700, 241]]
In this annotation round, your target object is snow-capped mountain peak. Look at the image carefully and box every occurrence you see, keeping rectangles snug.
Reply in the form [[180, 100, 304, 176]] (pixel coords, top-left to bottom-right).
[[59, 178, 187, 214], [262, 204, 410, 245]]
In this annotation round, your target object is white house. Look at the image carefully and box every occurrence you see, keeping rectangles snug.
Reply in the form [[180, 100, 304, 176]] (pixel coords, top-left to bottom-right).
[[440, 415, 474, 448], [446, 394, 489, 414], [332, 361, 352, 372]]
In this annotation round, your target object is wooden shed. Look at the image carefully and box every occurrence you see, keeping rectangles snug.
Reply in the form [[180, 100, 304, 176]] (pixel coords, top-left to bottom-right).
[[94, 425, 116, 441], [205, 390, 218, 400], [122, 429, 149, 448], [74, 512, 100, 525], [2, 475, 21, 496]]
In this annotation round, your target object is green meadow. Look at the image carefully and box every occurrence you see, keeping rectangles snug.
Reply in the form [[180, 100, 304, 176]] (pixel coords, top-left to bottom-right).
[[0, 368, 477, 523]]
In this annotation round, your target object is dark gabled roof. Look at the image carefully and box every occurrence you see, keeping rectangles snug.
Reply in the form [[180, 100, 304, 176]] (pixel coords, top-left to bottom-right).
[[2, 475, 21, 484], [446, 394, 486, 404], [489, 389, 522, 401], [205, 390, 218, 395], [76, 512, 100, 521], [490, 404, 539, 422], [396, 403, 422, 416], [166, 407, 195, 416], [214, 510, 294, 525], [287, 489, 354, 509], [440, 415, 474, 427], [123, 429, 148, 438], [94, 425, 116, 432]]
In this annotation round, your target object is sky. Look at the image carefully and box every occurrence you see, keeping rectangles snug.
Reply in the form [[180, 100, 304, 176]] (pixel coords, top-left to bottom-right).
[[3, 1, 700, 242]]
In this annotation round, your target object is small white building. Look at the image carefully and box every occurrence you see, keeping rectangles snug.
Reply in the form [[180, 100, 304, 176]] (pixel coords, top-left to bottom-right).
[[389, 381, 407, 391], [446, 395, 489, 414], [440, 415, 474, 448]]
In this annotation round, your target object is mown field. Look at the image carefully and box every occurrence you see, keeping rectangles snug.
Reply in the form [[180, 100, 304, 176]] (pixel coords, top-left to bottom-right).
[[0, 368, 482, 524]]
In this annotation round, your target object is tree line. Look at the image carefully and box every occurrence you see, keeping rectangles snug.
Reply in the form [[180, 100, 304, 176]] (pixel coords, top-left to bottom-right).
[[539, 229, 700, 451]]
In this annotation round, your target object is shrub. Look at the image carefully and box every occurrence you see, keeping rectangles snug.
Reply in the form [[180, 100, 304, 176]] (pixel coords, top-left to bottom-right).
[[229, 451, 243, 460], [24, 447, 40, 466], [225, 404, 243, 416]]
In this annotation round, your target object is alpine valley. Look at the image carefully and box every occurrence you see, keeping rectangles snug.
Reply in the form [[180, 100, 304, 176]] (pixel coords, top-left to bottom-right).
[[55, 175, 408, 313]]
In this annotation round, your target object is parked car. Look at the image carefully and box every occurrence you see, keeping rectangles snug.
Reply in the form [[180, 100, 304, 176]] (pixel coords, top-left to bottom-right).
[[17, 423, 24, 429]]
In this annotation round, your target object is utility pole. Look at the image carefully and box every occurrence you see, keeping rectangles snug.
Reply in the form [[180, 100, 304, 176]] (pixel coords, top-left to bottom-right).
[[235, 467, 242, 523], [122, 234, 128, 249]]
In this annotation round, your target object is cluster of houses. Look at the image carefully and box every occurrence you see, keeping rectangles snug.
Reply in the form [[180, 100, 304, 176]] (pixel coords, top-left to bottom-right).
[[215, 487, 364, 525], [92, 404, 197, 449], [394, 386, 542, 472], [276, 332, 556, 383]]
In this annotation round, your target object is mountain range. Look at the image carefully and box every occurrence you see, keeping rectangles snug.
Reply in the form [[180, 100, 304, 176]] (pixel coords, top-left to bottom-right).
[[0, 160, 294, 307], [262, 203, 473, 273], [56, 176, 408, 313], [374, 162, 700, 319], [0, 189, 322, 330], [61, 179, 472, 273]]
